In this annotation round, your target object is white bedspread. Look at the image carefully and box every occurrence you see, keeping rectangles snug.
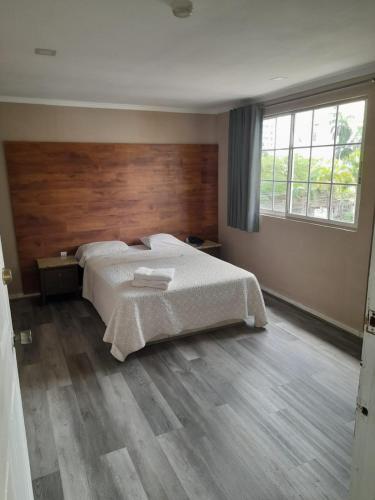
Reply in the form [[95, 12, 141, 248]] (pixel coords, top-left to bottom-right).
[[82, 245, 267, 361]]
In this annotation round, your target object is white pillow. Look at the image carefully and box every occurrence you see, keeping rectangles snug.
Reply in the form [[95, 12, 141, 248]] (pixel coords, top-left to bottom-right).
[[140, 233, 185, 249], [75, 240, 129, 267]]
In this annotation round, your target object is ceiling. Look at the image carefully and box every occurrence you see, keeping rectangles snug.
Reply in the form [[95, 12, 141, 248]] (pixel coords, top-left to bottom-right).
[[1, 0, 375, 113]]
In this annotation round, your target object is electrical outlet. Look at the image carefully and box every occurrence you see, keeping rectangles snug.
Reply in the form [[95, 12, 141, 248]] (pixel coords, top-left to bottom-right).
[[60, 251, 67, 258]]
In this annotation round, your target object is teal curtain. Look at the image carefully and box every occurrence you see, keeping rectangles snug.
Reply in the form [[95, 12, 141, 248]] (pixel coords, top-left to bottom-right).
[[227, 104, 263, 232]]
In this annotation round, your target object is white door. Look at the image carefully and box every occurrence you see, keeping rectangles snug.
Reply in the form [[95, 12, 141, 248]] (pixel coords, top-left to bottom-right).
[[350, 222, 375, 500], [0, 237, 33, 500]]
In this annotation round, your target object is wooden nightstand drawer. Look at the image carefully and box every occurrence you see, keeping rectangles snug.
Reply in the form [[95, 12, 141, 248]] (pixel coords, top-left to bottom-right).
[[37, 256, 79, 304], [43, 266, 78, 295]]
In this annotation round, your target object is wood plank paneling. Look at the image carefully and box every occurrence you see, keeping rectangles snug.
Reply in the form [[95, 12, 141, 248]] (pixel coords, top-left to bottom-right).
[[5, 142, 218, 293]]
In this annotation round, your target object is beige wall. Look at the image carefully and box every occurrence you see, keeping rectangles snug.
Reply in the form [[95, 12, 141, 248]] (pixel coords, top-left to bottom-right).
[[218, 84, 375, 334], [0, 103, 217, 295]]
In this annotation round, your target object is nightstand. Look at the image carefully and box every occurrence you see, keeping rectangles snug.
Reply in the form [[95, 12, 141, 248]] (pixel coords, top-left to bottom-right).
[[37, 256, 79, 305], [190, 240, 222, 258]]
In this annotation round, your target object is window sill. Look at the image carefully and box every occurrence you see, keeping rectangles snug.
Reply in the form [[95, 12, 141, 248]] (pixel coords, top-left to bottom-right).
[[260, 212, 358, 232]]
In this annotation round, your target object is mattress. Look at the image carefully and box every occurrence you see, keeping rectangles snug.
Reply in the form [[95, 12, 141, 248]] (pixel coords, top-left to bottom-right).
[[82, 244, 267, 361]]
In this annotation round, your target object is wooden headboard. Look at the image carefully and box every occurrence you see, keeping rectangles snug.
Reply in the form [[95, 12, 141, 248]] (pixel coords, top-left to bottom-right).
[[4, 142, 218, 293]]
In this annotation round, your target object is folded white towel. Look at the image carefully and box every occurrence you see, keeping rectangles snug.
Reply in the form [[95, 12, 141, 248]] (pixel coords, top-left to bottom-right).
[[133, 267, 175, 282], [132, 279, 169, 290]]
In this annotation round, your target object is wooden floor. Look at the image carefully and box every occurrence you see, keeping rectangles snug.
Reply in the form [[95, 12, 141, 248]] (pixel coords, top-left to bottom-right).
[[11, 293, 362, 500]]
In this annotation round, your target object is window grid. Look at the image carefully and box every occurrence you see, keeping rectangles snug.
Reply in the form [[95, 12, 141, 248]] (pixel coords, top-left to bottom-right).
[[286, 113, 295, 216], [260, 99, 366, 227], [327, 106, 340, 220], [262, 142, 362, 152], [273, 116, 286, 213], [304, 108, 315, 217]]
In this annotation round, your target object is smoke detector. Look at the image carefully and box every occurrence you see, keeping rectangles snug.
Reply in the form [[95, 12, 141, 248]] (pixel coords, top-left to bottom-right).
[[172, 0, 193, 18]]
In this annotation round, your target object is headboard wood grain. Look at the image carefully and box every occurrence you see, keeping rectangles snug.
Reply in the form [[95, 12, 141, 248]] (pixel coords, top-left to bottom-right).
[[4, 142, 218, 293]]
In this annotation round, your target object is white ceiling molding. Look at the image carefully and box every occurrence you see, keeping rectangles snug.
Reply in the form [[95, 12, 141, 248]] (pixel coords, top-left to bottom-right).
[[0, 95, 225, 115], [252, 62, 375, 105]]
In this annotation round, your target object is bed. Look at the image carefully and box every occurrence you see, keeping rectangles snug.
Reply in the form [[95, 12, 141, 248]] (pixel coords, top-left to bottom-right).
[[80, 237, 267, 361]]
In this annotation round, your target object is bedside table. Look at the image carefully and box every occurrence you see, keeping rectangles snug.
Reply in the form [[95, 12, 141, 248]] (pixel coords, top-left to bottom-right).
[[189, 240, 222, 258], [37, 256, 79, 305]]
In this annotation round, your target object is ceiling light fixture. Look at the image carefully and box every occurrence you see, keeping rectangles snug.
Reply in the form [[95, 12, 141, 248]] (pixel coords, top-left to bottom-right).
[[172, 0, 193, 18], [270, 76, 287, 81], [34, 48, 57, 56]]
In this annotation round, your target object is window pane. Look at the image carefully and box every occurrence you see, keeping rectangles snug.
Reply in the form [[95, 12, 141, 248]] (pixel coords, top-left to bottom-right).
[[336, 100, 365, 144], [293, 110, 313, 147], [330, 185, 357, 223], [261, 100, 364, 224], [312, 106, 336, 146], [262, 118, 276, 149], [307, 183, 330, 219], [260, 181, 273, 210], [273, 182, 287, 213], [261, 151, 274, 180], [292, 148, 310, 181], [333, 145, 361, 184], [290, 182, 307, 215], [310, 146, 333, 182], [275, 115, 291, 148], [274, 150, 289, 180]]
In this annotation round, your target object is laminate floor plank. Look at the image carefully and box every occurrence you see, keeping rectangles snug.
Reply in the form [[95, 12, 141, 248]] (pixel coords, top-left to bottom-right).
[[139, 349, 216, 436], [49, 303, 88, 356], [157, 426, 228, 500], [102, 448, 149, 500], [312, 365, 360, 402], [276, 407, 353, 477], [32, 471, 64, 500], [38, 322, 72, 389], [189, 349, 286, 414], [274, 383, 355, 456], [121, 357, 183, 436], [172, 338, 201, 361], [286, 374, 356, 423], [65, 353, 126, 455], [127, 439, 190, 500], [192, 418, 293, 500], [96, 370, 156, 449], [188, 355, 310, 468], [195, 331, 290, 390], [227, 385, 313, 467], [47, 385, 93, 500], [97, 370, 190, 499], [19, 363, 59, 480], [12, 294, 362, 500], [156, 343, 225, 410], [287, 458, 349, 500]]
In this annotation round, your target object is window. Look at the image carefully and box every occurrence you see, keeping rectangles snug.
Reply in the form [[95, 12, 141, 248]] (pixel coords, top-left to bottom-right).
[[260, 99, 366, 226]]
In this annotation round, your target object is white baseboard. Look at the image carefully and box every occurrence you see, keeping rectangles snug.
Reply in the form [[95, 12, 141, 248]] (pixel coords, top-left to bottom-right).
[[9, 292, 40, 301], [261, 285, 363, 338]]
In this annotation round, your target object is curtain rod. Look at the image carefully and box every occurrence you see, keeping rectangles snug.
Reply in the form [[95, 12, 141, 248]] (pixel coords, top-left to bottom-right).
[[261, 76, 375, 108]]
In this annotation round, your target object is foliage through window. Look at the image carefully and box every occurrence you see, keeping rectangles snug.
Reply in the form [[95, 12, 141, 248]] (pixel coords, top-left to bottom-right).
[[260, 99, 366, 225]]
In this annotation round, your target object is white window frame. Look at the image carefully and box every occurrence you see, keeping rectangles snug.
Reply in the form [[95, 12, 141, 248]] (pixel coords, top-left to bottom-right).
[[260, 97, 367, 229]]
